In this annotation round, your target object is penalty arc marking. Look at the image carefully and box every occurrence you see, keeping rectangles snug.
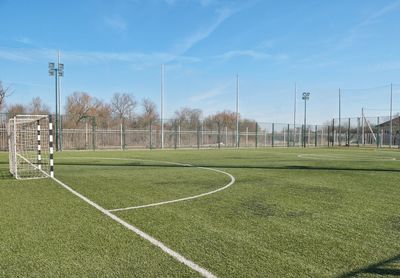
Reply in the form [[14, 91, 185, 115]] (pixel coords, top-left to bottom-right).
[[53, 156, 237, 278], [63, 156, 236, 212]]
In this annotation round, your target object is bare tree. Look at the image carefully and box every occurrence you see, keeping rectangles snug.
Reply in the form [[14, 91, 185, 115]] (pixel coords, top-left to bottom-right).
[[205, 110, 237, 129], [95, 100, 113, 128], [28, 97, 51, 115], [174, 107, 203, 129], [139, 98, 159, 126], [65, 91, 99, 127], [0, 81, 12, 111], [111, 93, 137, 123], [7, 104, 26, 117]]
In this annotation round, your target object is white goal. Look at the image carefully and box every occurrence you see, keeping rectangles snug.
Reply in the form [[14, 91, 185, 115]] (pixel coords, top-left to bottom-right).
[[8, 115, 54, 179]]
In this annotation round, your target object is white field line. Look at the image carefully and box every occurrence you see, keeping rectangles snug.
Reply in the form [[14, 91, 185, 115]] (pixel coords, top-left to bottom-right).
[[297, 154, 397, 161], [50, 176, 216, 278], [61, 156, 235, 212], [109, 167, 235, 212]]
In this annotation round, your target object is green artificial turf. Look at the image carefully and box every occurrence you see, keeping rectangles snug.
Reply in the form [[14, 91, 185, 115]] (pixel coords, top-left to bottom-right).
[[1, 147, 400, 277]]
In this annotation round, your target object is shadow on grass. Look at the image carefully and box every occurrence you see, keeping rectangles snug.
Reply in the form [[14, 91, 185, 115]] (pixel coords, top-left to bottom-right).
[[54, 162, 400, 173], [337, 254, 400, 277], [0, 168, 15, 180]]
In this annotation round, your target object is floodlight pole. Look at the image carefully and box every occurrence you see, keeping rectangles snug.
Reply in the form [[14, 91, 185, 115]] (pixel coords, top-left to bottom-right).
[[338, 88, 341, 146], [293, 82, 297, 147], [160, 64, 164, 149], [57, 50, 62, 151], [236, 74, 239, 148], [302, 92, 310, 148], [54, 67, 59, 151], [48, 54, 64, 152], [390, 83, 393, 148]]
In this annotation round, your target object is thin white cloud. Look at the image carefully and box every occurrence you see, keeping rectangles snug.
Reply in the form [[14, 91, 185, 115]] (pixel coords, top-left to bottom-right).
[[0, 47, 201, 68], [359, 0, 400, 27], [190, 85, 227, 102], [173, 6, 237, 55], [0, 49, 34, 62], [104, 16, 128, 32], [213, 49, 288, 62], [366, 61, 400, 72], [15, 37, 33, 45], [214, 50, 271, 61], [340, 1, 400, 48], [164, 0, 218, 7]]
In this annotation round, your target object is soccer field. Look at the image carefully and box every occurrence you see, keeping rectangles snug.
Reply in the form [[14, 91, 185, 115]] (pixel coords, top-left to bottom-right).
[[1, 148, 400, 277]]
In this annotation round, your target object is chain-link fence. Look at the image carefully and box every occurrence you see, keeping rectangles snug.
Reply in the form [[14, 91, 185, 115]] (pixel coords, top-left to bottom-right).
[[0, 114, 399, 151], [332, 115, 400, 148]]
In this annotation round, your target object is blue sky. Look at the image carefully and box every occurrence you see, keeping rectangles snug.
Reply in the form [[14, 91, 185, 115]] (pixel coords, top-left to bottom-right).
[[1, 0, 400, 124]]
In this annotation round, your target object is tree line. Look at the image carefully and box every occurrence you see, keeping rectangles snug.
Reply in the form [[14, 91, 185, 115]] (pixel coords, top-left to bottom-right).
[[1, 81, 257, 131]]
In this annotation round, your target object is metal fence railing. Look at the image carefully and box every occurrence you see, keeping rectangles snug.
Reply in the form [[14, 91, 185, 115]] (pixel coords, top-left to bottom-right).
[[0, 114, 399, 151]]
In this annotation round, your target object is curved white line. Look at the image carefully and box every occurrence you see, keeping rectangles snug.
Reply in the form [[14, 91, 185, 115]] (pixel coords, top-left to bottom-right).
[[61, 156, 236, 212], [109, 167, 235, 212]]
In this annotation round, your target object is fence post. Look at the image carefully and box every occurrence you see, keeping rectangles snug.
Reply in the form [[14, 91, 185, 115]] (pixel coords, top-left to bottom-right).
[[225, 126, 228, 147], [120, 123, 123, 150], [218, 122, 221, 149], [174, 121, 178, 149], [201, 123, 204, 147], [377, 116, 380, 148], [123, 122, 126, 150], [283, 128, 286, 146], [287, 124, 290, 148], [332, 119, 335, 146], [245, 127, 248, 147], [327, 126, 330, 147], [357, 117, 360, 147], [197, 122, 200, 149], [178, 125, 181, 148], [321, 128, 324, 146], [315, 125, 317, 147], [149, 122, 152, 149], [237, 122, 240, 148], [347, 118, 350, 147], [92, 117, 96, 151], [85, 121, 89, 150], [255, 122, 258, 148], [272, 123, 275, 147]]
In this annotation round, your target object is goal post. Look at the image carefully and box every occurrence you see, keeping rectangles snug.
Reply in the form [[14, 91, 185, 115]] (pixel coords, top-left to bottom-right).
[[8, 115, 54, 179]]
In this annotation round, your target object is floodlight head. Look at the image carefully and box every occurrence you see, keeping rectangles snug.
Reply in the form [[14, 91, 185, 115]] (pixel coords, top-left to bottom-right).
[[58, 63, 64, 76], [48, 62, 55, 76], [302, 92, 310, 100]]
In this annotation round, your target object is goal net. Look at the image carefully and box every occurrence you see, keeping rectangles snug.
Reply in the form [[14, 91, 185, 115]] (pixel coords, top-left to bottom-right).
[[8, 115, 54, 179]]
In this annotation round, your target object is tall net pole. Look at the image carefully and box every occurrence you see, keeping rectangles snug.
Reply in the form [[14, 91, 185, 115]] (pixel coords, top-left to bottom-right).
[[293, 82, 296, 147], [390, 83, 393, 148], [338, 88, 341, 146], [160, 64, 164, 149], [236, 74, 239, 148]]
